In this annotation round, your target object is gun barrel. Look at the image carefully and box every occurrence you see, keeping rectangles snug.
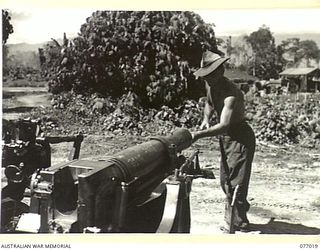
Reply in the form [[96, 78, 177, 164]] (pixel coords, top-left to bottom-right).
[[108, 128, 192, 182]]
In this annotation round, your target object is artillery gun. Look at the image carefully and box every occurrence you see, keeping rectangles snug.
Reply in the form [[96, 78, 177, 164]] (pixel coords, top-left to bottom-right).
[[1, 119, 214, 233]]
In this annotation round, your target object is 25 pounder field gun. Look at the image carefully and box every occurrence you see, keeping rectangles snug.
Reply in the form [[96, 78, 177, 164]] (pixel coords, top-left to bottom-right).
[[2, 125, 214, 233]]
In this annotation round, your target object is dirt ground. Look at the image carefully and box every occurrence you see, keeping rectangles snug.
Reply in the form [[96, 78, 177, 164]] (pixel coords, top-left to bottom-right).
[[189, 140, 320, 235]]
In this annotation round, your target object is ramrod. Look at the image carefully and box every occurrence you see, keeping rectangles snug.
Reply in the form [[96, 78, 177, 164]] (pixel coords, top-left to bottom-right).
[[14, 128, 214, 233]]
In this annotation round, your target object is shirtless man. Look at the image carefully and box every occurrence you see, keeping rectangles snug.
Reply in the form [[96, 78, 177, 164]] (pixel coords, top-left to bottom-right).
[[191, 51, 256, 232]]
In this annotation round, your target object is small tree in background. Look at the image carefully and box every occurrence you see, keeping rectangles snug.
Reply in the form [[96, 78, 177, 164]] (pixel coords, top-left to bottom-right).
[[245, 25, 280, 80], [2, 9, 14, 76], [2, 9, 13, 45], [278, 38, 320, 68], [299, 40, 320, 67]]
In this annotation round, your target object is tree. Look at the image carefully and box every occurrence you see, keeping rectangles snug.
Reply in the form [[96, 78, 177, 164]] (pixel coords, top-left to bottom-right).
[[277, 38, 300, 67], [41, 11, 219, 108], [299, 40, 320, 66], [278, 38, 320, 67], [224, 35, 252, 70], [2, 10, 14, 45], [244, 25, 280, 79], [2, 10, 14, 77]]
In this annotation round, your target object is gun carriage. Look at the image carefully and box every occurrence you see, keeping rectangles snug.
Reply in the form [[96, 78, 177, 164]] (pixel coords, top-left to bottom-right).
[[1, 119, 214, 233]]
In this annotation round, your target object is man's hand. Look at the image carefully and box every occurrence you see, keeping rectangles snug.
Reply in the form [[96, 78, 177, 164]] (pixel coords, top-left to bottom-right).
[[191, 132, 198, 144], [191, 131, 202, 143], [192, 120, 210, 143], [200, 120, 210, 130]]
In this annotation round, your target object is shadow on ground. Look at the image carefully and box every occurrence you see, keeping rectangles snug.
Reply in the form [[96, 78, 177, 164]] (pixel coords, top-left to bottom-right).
[[250, 218, 320, 235], [3, 107, 34, 113]]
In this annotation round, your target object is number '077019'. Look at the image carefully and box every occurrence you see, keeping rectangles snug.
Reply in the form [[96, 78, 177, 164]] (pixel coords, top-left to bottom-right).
[[300, 244, 318, 248]]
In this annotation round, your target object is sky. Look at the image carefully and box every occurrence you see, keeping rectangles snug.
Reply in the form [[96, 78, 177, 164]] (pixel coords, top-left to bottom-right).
[[7, 9, 96, 44], [5, 8, 320, 44], [198, 9, 320, 36]]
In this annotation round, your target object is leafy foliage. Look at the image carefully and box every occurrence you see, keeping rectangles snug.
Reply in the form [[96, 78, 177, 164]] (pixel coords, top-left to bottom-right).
[[24, 91, 320, 149], [2, 10, 13, 45], [246, 94, 320, 147], [278, 38, 320, 67], [3, 10, 14, 77], [245, 25, 281, 80], [40, 11, 220, 108]]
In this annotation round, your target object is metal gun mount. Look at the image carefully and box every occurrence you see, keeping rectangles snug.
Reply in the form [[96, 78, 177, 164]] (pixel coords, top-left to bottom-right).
[[3, 128, 215, 233], [1, 118, 83, 232]]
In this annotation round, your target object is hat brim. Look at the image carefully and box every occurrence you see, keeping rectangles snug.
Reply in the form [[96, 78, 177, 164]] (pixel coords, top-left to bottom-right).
[[193, 57, 230, 77]]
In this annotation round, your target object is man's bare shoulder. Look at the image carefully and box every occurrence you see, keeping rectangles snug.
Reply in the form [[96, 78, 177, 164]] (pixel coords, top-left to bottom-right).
[[221, 77, 244, 99]]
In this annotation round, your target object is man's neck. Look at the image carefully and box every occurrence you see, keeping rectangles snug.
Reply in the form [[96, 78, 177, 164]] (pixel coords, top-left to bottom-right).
[[210, 76, 225, 88]]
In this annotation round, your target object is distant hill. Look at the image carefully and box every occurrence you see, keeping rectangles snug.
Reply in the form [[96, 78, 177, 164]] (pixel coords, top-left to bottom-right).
[[5, 39, 65, 69], [7, 42, 46, 54], [7, 38, 64, 55], [4, 43, 46, 69]]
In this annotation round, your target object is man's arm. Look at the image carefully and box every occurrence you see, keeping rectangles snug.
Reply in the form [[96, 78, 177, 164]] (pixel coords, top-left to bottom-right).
[[192, 96, 236, 142], [200, 83, 214, 129], [200, 101, 214, 129]]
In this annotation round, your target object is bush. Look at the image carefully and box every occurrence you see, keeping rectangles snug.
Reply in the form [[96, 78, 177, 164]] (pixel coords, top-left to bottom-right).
[[40, 11, 220, 108]]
